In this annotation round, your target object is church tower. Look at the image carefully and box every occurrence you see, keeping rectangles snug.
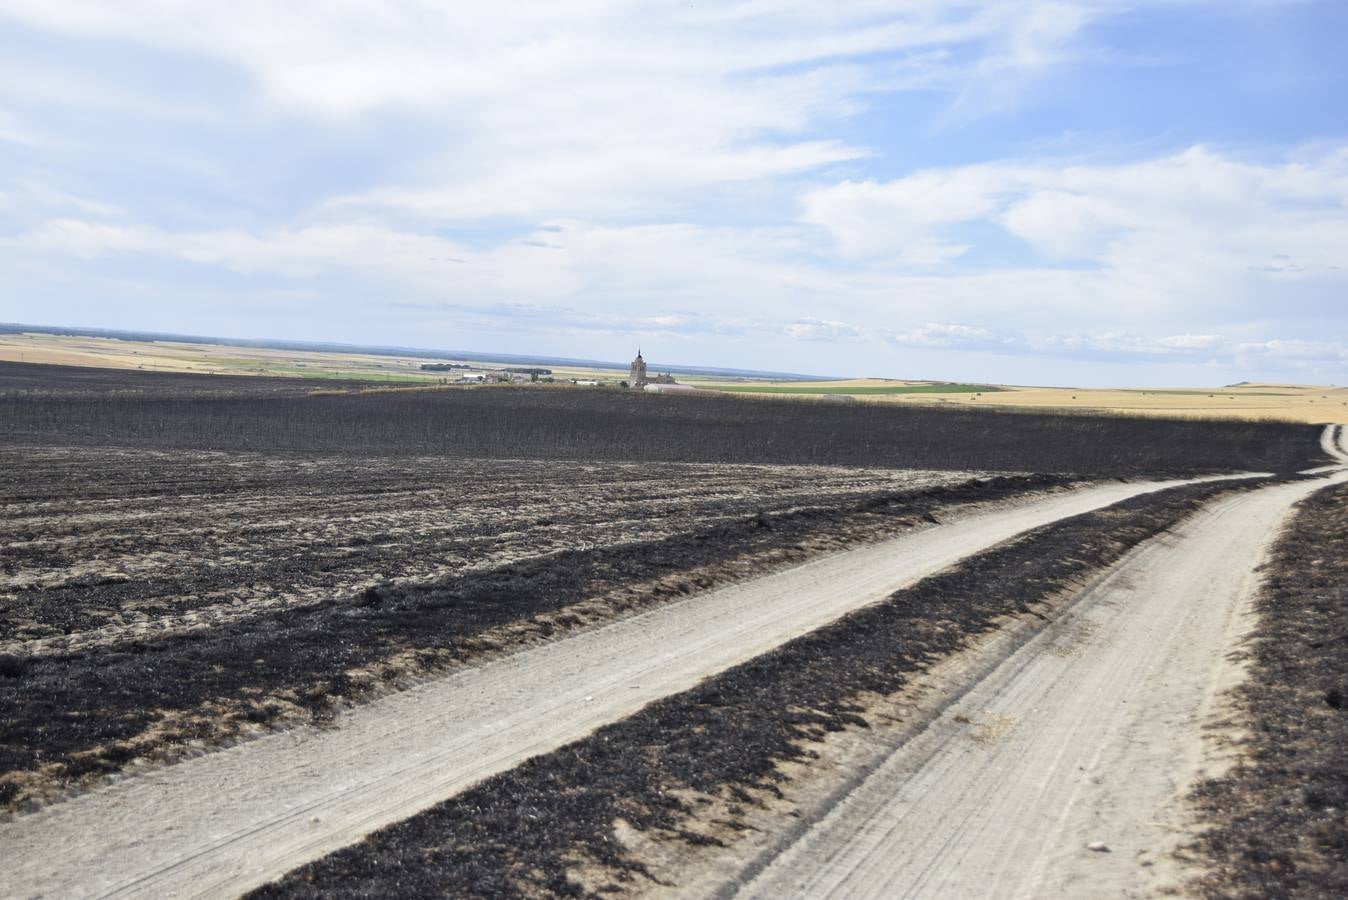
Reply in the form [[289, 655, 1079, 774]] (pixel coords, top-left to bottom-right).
[[629, 349, 648, 388]]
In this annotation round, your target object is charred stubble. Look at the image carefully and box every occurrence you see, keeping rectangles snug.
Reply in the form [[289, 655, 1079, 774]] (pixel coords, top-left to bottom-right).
[[0, 361, 1324, 475], [0, 470, 1062, 810]]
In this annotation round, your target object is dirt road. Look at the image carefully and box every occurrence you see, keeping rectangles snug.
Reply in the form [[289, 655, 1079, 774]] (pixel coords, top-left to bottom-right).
[[0, 477, 1236, 900], [1321, 422, 1348, 464], [734, 470, 1346, 900]]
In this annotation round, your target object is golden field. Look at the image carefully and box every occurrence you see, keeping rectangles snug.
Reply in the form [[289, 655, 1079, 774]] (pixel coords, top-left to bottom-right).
[[702, 378, 1348, 424], [0, 332, 623, 384], [2, 332, 1342, 423], [899, 383, 1348, 423]]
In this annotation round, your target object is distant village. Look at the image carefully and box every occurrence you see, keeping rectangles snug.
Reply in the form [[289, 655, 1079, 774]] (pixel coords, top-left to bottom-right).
[[420, 349, 704, 394]]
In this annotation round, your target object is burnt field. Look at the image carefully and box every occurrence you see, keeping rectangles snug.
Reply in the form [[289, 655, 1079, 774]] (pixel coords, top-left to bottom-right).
[[0, 359, 333, 396], [0, 362, 1326, 475], [1, 438, 1064, 810], [0, 362, 1333, 824], [2, 446, 986, 648], [1186, 481, 1348, 898], [250, 477, 1281, 899]]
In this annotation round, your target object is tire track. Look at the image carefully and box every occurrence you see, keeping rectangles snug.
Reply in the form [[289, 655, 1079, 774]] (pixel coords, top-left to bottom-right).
[[1322, 422, 1348, 464]]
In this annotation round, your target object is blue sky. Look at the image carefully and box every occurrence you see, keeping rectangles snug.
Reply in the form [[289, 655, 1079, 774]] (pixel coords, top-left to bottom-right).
[[0, 1, 1344, 385]]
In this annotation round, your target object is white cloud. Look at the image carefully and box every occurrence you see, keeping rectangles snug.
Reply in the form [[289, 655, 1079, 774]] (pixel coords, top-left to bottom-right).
[[887, 322, 1002, 347], [11, 136, 1347, 336], [999, 189, 1127, 257], [1156, 333, 1223, 350], [802, 145, 1348, 319], [0, 1, 1161, 223], [1236, 339, 1348, 365], [0, 2, 1098, 117], [937, 0, 1095, 125], [1, 1, 1341, 384], [7, 219, 476, 282], [7, 207, 1343, 378], [800, 168, 1004, 259], [335, 141, 867, 222], [784, 317, 863, 341]]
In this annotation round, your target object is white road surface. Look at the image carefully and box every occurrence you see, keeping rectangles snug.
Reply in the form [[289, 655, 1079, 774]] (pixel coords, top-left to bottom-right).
[[1321, 422, 1348, 464]]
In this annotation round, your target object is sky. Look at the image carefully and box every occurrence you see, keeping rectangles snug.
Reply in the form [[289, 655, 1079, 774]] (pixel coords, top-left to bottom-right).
[[0, 1, 1345, 385]]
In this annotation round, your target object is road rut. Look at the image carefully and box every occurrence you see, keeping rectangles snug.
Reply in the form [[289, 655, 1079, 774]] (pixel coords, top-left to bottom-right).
[[0, 476, 1244, 900], [735, 470, 1346, 900]]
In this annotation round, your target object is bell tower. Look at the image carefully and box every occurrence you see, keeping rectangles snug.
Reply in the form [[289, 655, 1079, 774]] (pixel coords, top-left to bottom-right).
[[629, 349, 648, 388]]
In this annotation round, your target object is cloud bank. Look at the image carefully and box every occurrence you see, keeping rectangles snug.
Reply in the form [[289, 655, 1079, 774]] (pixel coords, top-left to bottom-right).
[[0, 0, 1343, 384]]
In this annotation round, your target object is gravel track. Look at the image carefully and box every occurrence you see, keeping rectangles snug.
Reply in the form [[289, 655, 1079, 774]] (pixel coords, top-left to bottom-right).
[[0, 476, 1230, 900], [734, 469, 1346, 900]]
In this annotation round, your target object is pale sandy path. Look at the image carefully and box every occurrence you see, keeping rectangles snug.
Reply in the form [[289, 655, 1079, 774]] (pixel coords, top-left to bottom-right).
[[1321, 423, 1348, 464], [736, 470, 1345, 900], [0, 476, 1243, 900]]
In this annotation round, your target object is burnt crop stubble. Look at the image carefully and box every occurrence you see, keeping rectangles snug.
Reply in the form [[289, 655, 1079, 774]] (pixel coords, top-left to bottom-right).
[[0, 362, 1331, 820], [1184, 481, 1348, 899], [0, 362, 1326, 475], [0, 444, 1058, 811], [2, 445, 981, 647], [249, 477, 1290, 899]]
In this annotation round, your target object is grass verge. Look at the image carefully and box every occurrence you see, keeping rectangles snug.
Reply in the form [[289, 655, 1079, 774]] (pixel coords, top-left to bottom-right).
[[249, 476, 1284, 899], [1184, 481, 1348, 898]]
